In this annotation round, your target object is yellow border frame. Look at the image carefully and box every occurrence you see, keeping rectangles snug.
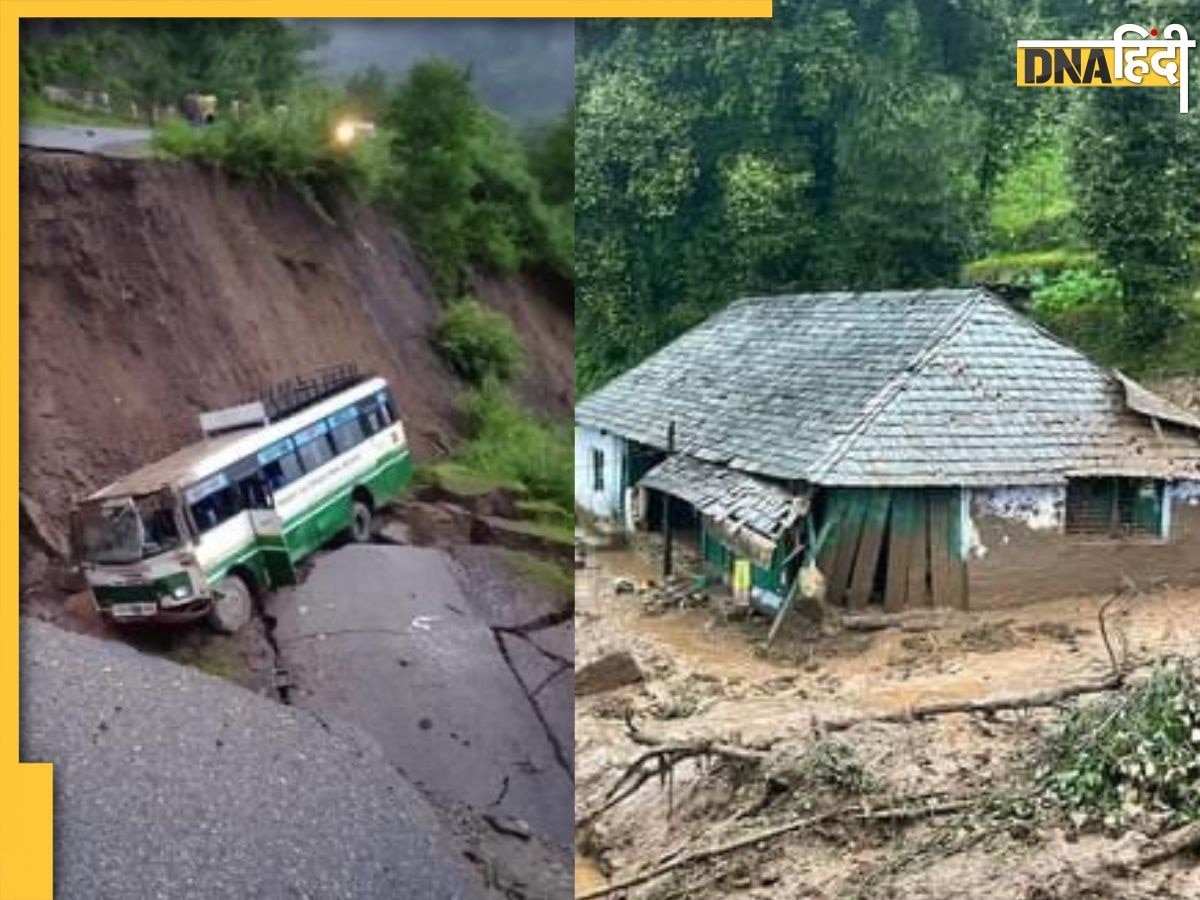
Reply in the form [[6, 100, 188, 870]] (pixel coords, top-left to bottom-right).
[[2, 5, 770, 898]]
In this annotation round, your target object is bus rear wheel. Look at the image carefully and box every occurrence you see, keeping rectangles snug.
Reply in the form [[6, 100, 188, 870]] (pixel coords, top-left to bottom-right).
[[208, 574, 252, 634], [350, 499, 373, 543]]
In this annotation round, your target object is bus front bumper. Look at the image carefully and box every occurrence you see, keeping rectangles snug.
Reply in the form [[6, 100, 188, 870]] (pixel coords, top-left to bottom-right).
[[92, 576, 213, 625], [98, 596, 212, 624]]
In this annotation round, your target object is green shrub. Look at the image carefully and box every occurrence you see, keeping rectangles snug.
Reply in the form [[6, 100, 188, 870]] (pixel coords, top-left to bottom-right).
[[435, 300, 525, 386], [1032, 268, 1121, 318], [989, 143, 1079, 251], [455, 382, 572, 510], [154, 87, 361, 206], [1044, 658, 1200, 829], [962, 248, 1098, 285]]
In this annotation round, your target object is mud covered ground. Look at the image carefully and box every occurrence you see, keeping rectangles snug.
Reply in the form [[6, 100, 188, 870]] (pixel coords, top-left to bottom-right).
[[575, 538, 1200, 899]]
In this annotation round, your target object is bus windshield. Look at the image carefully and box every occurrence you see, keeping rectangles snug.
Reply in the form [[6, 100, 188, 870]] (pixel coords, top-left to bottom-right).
[[73, 492, 183, 564]]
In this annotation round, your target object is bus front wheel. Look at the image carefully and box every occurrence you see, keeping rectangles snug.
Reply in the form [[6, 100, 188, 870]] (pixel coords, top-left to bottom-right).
[[208, 575, 252, 634], [350, 499, 373, 543]]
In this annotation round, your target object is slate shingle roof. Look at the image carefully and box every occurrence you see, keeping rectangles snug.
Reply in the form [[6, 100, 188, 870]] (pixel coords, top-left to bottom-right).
[[575, 290, 1200, 486]]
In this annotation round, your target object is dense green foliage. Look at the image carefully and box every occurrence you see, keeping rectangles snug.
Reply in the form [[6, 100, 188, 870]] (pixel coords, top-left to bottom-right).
[[577, 3, 1200, 391], [153, 87, 355, 208], [435, 299, 526, 385], [1045, 659, 1200, 828], [456, 382, 573, 511], [20, 20, 313, 112], [148, 57, 573, 297], [378, 62, 572, 294]]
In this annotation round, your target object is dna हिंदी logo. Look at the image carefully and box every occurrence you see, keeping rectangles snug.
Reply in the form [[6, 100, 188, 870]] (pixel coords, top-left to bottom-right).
[[1017, 24, 1195, 113]]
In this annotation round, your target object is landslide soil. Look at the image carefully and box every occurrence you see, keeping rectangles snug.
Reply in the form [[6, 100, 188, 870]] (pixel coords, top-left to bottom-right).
[[19, 150, 572, 607], [575, 540, 1200, 899]]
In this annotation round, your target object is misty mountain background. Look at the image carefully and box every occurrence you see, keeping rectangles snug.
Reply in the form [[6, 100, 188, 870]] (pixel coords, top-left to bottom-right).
[[298, 19, 574, 123]]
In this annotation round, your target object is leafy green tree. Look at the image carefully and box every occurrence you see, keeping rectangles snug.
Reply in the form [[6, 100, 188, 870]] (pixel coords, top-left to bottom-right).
[[528, 105, 574, 207], [1071, 87, 1197, 353], [382, 61, 479, 294]]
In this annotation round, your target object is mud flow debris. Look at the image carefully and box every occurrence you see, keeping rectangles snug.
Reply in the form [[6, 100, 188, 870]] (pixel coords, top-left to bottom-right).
[[575, 533, 1200, 899]]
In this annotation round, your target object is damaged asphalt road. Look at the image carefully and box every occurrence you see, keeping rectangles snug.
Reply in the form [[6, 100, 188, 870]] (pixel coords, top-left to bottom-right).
[[19, 618, 482, 900], [266, 545, 574, 850]]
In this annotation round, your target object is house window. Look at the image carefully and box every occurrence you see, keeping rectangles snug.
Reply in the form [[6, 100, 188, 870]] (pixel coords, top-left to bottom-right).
[[592, 448, 605, 493], [1065, 478, 1165, 538]]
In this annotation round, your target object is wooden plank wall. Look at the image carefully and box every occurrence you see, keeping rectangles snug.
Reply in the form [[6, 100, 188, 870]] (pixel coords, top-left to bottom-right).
[[819, 487, 966, 611]]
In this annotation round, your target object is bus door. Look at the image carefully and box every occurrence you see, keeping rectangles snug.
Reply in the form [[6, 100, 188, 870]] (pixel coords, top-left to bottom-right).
[[229, 461, 296, 587]]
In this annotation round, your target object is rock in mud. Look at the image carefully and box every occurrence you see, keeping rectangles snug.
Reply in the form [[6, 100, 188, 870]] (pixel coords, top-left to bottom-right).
[[20, 490, 70, 558], [484, 812, 533, 841], [576, 651, 644, 697], [378, 518, 413, 545]]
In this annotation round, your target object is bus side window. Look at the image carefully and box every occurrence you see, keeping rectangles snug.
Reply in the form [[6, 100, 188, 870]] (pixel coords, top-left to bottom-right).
[[330, 415, 365, 453], [263, 453, 302, 491], [378, 390, 395, 424], [362, 408, 383, 436], [294, 419, 335, 473], [259, 438, 303, 491], [239, 474, 272, 509], [190, 484, 242, 534], [297, 435, 334, 472]]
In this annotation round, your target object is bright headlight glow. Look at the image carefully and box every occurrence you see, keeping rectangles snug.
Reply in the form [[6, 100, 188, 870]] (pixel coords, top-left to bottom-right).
[[334, 120, 357, 146], [173, 585, 189, 599]]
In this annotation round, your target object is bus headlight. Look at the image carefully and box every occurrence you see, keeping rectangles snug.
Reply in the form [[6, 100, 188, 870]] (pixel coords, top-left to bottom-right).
[[160, 576, 193, 608]]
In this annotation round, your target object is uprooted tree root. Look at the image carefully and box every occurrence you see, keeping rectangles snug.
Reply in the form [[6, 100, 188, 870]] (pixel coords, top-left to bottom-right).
[[576, 714, 767, 830]]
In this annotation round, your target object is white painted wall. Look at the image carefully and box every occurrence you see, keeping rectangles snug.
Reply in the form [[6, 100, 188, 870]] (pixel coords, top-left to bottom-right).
[[1164, 479, 1200, 538], [574, 427, 626, 521], [965, 485, 1066, 558]]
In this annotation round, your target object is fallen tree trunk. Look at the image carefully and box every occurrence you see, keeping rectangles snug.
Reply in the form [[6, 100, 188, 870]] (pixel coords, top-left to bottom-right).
[[839, 609, 955, 633], [576, 796, 974, 899], [1106, 822, 1200, 872], [817, 674, 1124, 732]]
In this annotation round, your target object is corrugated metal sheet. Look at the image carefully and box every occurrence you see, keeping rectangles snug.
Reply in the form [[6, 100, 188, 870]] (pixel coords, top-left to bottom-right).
[[638, 454, 807, 563], [576, 290, 1200, 486], [1115, 371, 1200, 432]]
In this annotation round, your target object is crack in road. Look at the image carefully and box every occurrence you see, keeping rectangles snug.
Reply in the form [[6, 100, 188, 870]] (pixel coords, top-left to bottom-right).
[[491, 627, 574, 782], [489, 774, 511, 808], [258, 610, 293, 705], [505, 629, 572, 668], [530, 662, 571, 699]]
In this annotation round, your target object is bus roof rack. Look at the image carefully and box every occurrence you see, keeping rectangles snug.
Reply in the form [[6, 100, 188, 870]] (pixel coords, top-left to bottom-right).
[[259, 364, 367, 422]]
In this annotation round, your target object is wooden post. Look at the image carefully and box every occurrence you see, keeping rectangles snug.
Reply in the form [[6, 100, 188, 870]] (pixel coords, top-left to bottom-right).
[[662, 421, 676, 579]]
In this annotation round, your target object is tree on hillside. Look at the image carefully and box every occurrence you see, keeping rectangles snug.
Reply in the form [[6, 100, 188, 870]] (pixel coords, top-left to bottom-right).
[[528, 105, 575, 207], [1071, 87, 1198, 354], [382, 62, 481, 294], [381, 61, 573, 295], [20, 19, 316, 107]]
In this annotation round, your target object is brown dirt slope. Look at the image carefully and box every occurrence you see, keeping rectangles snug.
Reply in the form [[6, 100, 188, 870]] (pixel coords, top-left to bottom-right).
[[19, 151, 572, 595]]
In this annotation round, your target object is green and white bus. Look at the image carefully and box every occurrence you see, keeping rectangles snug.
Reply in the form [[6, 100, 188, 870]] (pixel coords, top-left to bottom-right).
[[70, 372, 413, 632]]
